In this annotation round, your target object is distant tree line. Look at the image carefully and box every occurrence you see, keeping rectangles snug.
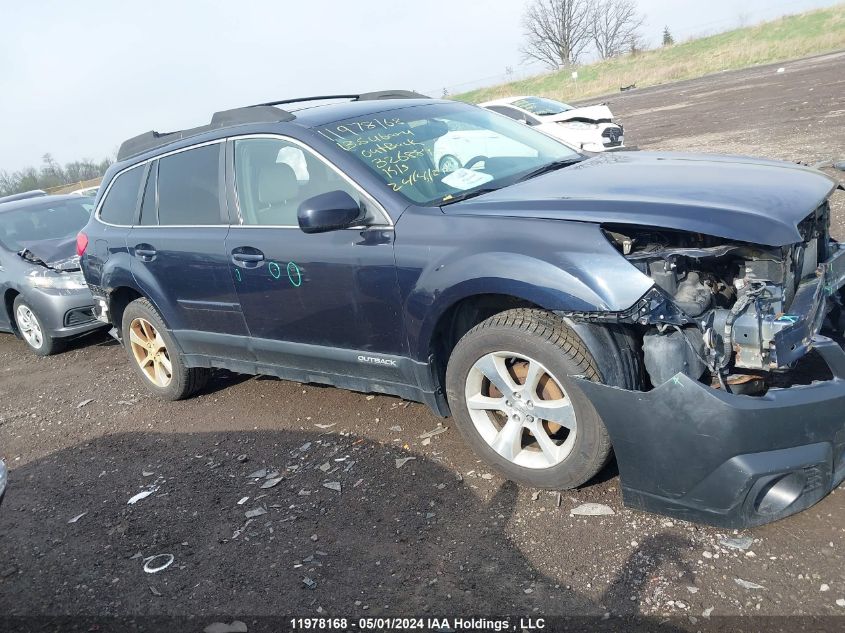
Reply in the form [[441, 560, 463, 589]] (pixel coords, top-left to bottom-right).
[[0, 153, 112, 196], [521, 0, 674, 69]]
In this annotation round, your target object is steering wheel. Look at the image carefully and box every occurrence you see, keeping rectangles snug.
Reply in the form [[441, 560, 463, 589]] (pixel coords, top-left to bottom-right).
[[463, 155, 488, 170]]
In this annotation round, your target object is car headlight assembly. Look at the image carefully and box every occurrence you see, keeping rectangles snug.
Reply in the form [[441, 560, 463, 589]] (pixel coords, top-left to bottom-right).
[[27, 270, 88, 290], [560, 121, 598, 130]]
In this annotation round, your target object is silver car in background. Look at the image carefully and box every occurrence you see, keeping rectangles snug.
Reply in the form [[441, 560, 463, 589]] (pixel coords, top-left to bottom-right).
[[0, 195, 106, 355]]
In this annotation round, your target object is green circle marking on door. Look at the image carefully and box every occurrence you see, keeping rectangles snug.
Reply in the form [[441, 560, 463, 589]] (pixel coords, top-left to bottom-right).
[[234, 268, 242, 282], [268, 261, 281, 280], [287, 262, 302, 287]]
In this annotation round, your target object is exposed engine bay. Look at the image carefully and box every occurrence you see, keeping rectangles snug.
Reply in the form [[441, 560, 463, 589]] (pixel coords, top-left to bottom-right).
[[599, 201, 845, 393]]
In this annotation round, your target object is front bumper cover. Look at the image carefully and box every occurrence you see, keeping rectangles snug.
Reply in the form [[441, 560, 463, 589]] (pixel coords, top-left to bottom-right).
[[576, 336, 845, 528]]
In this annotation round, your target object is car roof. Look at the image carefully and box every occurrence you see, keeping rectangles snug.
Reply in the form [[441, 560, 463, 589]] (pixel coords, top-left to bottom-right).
[[115, 91, 446, 164], [479, 96, 531, 107], [0, 194, 84, 214]]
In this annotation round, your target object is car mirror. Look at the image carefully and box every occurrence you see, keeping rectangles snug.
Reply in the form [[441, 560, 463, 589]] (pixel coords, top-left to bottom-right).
[[297, 190, 364, 234]]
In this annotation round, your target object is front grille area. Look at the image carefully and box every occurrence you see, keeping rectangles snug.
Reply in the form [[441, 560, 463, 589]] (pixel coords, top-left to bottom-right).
[[64, 307, 95, 327], [602, 127, 623, 146]]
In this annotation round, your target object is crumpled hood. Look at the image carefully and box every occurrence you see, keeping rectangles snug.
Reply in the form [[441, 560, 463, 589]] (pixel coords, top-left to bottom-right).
[[545, 104, 614, 123], [17, 236, 80, 270], [446, 152, 839, 246]]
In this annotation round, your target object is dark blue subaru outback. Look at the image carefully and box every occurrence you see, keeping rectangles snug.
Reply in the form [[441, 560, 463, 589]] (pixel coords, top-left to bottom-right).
[[80, 91, 845, 527]]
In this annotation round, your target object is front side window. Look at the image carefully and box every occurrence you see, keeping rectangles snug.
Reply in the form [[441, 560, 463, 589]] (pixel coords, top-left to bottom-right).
[[233, 137, 375, 227], [99, 165, 143, 225], [315, 102, 581, 205], [157, 144, 224, 226]]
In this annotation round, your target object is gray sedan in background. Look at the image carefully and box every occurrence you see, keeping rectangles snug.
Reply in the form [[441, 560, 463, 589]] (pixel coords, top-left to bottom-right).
[[0, 195, 106, 355]]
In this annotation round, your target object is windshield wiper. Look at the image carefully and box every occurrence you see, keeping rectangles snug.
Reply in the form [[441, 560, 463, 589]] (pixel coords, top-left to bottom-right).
[[439, 187, 501, 206], [515, 158, 583, 183]]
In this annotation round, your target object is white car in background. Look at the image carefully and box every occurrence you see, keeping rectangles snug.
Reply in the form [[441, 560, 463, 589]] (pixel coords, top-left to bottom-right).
[[433, 120, 538, 173], [480, 96, 624, 153]]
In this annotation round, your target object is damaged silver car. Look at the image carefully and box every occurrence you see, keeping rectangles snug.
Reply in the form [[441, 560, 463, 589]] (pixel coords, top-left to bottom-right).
[[0, 195, 106, 355]]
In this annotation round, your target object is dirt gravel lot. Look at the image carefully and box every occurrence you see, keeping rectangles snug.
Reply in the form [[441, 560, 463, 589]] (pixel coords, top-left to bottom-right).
[[1, 53, 845, 629]]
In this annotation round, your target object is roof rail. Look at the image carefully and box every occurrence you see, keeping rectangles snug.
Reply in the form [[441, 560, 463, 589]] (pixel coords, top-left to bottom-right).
[[117, 104, 294, 162], [254, 90, 430, 107], [117, 90, 430, 162]]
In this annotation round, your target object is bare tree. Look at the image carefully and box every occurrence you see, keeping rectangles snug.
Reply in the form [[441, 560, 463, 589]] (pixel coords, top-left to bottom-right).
[[591, 0, 645, 60], [520, 0, 593, 69]]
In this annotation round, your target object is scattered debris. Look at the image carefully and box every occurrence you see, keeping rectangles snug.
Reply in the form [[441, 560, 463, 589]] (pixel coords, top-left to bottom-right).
[[261, 477, 284, 489], [821, 584, 830, 592], [319, 462, 332, 472], [76, 399, 94, 409], [395, 457, 416, 469], [776, 67, 785, 73], [702, 607, 714, 618], [142, 471, 155, 477], [720, 536, 754, 551], [419, 426, 448, 440], [149, 586, 162, 597], [555, 492, 562, 507], [67, 512, 87, 524], [314, 423, 336, 429], [127, 486, 159, 505], [481, 473, 493, 480], [203, 621, 248, 633], [310, 534, 319, 542], [734, 578, 765, 590], [687, 586, 699, 594], [323, 481, 342, 492], [236, 454, 249, 463], [143, 554, 174, 574], [302, 576, 318, 590], [353, 479, 364, 488], [246, 469, 267, 479], [244, 508, 267, 519], [299, 442, 312, 452], [366, 395, 375, 400], [237, 496, 249, 505], [389, 426, 402, 432], [837, 599, 845, 608], [570, 503, 615, 517]]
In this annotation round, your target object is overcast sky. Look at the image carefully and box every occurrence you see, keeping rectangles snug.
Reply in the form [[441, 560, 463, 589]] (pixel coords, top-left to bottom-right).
[[0, 0, 840, 172]]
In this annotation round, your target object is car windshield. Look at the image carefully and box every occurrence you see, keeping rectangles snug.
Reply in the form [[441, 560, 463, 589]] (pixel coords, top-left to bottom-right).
[[314, 102, 581, 205], [0, 199, 93, 251], [512, 97, 574, 116]]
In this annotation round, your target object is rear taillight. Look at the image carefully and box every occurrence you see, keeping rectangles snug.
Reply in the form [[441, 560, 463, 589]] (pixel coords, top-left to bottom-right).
[[76, 232, 89, 257]]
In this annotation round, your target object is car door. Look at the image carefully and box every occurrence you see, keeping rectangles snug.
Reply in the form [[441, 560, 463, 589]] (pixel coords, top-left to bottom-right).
[[128, 142, 251, 361], [224, 135, 406, 381]]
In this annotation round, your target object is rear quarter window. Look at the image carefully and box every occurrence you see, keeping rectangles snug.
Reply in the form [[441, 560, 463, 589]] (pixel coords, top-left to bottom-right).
[[99, 166, 144, 225], [157, 144, 224, 226]]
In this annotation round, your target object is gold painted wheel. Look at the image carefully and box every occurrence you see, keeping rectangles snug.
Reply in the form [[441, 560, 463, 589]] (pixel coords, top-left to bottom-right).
[[128, 317, 172, 387]]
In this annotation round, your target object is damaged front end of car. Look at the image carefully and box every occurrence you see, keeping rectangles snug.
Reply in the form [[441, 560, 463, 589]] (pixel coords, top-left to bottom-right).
[[565, 200, 845, 527]]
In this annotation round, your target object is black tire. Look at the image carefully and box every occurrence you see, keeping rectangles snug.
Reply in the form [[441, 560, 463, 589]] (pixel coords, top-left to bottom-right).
[[12, 295, 64, 356], [121, 297, 209, 400], [445, 308, 612, 489]]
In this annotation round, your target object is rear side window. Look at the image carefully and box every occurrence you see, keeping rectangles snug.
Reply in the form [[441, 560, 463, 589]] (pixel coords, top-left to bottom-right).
[[157, 144, 224, 225], [99, 166, 143, 225]]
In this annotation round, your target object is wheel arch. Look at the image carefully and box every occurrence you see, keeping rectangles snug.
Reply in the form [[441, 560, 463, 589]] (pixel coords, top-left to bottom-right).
[[107, 284, 170, 338], [424, 293, 645, 408], [3, 288, 21, 337]]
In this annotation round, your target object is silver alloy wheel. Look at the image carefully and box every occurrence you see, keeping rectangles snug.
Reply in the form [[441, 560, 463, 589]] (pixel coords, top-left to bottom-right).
[[16, 304, 43, 349], [128, 317, 173, 387], [465, 351, 577, 469]]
